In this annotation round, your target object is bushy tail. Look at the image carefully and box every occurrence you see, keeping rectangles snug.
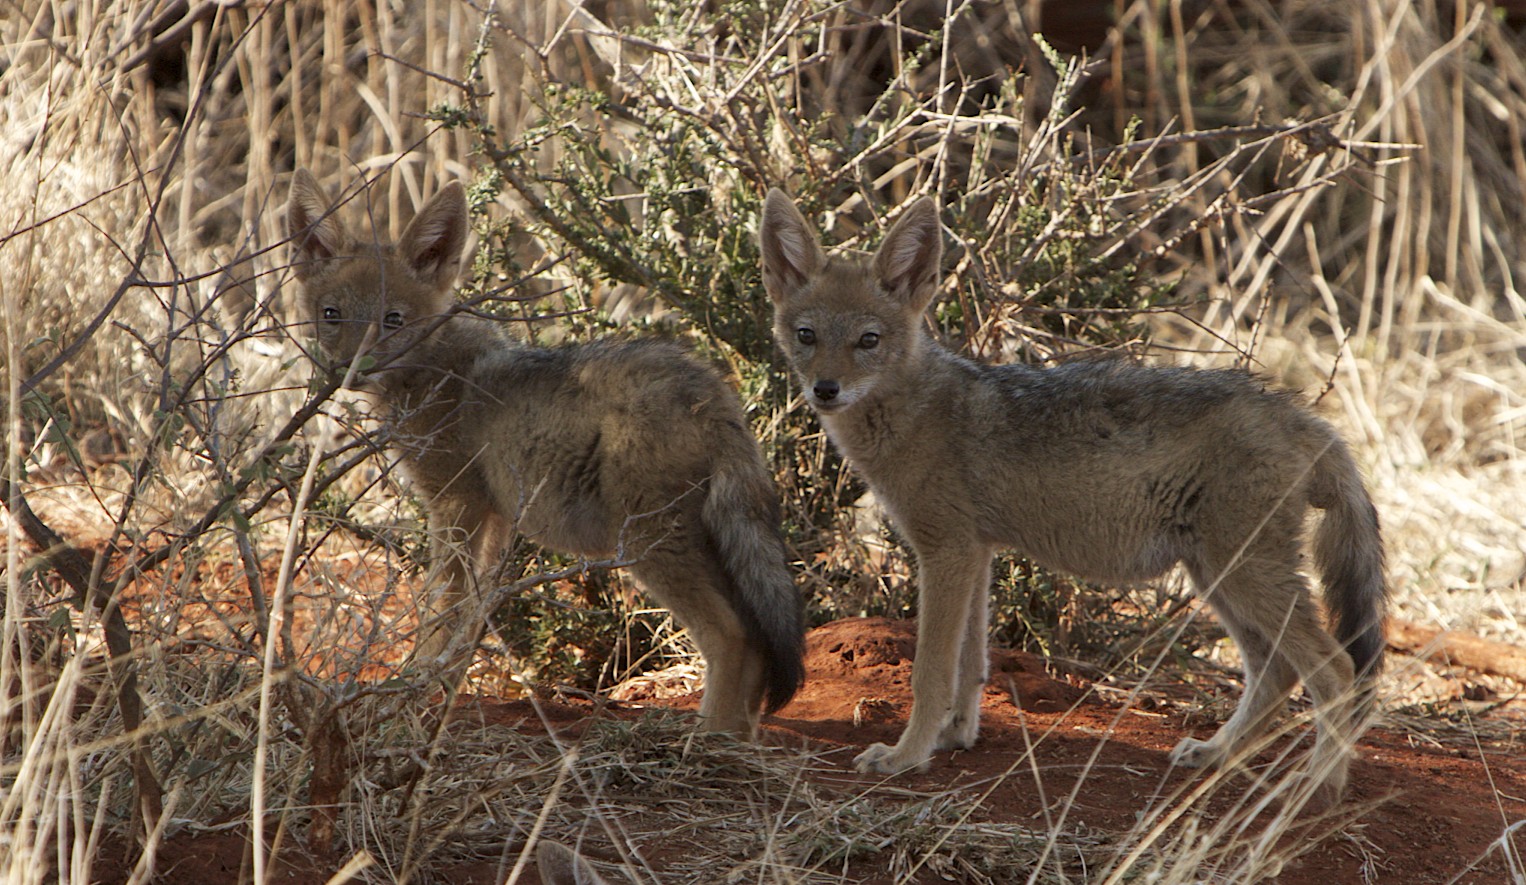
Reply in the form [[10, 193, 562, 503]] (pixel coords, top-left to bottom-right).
[[703, 455, 806, 713], [1311, 436, 1388, 683]]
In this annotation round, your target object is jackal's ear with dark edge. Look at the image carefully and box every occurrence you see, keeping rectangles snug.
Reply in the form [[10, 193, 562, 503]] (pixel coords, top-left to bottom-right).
[[873, 197, 942, 312], [399, 181, 469, 289], [287, 169, 347, 280], [760, 189, 825, 302]]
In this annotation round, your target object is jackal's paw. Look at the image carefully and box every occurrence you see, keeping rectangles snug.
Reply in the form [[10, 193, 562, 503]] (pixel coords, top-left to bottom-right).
[[854, 743, 931, 775], [1309, 773, 1347, 811], [1169, 736, 1227, 770], [1270, 769, 1347, 814], [936, 716, 979, 752]]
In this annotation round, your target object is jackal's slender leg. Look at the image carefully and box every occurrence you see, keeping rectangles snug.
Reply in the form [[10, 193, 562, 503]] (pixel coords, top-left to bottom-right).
[[414, 493, 503, 679], [856, 545, 992, 774], [630, 545, 766, 738], [1173, 559, 1300, 767], [938, 555, 991, 751], [1174, 551, 1357, 801]]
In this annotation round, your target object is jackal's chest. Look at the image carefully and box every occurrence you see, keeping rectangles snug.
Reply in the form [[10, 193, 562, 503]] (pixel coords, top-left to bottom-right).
[[817, 398, 916, 467]]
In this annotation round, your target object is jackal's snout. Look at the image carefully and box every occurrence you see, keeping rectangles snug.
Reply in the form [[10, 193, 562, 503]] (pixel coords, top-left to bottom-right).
[[802, 372, 872, 413], [313, 314, 423, 386], [811, 379, 840, 404]]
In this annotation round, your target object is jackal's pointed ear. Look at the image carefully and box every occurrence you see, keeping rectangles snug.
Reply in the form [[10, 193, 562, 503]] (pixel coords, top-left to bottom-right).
[[287, 169, 347, 280], [873, 197, 942, 311], [760, 189, 825, 302], [399, 181, 469, 289]]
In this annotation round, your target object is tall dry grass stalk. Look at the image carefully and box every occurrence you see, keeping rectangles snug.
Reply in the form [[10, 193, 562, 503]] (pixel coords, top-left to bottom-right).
[[1, 0, 1523, 882]]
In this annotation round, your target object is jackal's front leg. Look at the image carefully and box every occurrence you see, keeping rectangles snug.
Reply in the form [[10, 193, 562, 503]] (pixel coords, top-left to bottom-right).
[[855, 547, 992, 775], [412, 495, 502, 677], [938, 555, 991, 752]]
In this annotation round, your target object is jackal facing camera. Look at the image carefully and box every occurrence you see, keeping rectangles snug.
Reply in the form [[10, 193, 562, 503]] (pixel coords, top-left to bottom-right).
[[285, 169, 804, 736], [760, 190, 1386, 801]]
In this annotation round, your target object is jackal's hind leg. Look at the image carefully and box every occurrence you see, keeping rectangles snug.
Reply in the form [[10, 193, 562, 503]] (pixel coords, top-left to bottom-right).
[[1175, 557, 1357, 802], [630, 548, 766, 739], [1169, 622, 1298, 770]]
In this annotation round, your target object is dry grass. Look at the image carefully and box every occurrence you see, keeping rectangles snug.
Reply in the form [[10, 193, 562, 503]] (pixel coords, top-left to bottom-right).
[[2, 0, 1524, 882]]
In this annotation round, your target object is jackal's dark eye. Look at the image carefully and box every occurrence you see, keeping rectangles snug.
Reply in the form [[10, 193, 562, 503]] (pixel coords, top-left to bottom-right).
[[796, 328, 816, 346], [321, 307, 341, 324], [383, 310, 404, 329], [858, 332, 880, 349]]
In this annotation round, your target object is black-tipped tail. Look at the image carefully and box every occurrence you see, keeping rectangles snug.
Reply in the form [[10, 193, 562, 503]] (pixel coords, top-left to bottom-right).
[[1312, 439, 1388, 683], [703, 460, 806, 713]]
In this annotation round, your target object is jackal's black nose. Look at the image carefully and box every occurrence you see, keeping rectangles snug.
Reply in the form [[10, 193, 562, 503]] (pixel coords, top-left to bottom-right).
[[813, 380, 840, 401]]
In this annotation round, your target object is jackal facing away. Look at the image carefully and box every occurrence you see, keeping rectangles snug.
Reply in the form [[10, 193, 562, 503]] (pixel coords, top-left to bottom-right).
[[285, 170, 804, 735], [760, 190, 1386, 800]]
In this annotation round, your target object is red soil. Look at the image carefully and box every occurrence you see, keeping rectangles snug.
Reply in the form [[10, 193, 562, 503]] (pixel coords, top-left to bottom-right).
[[94, 617, 1525, 884]]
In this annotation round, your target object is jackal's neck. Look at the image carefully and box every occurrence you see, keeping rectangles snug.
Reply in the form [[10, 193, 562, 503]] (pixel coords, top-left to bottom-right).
[[368, 315, 499, 425]]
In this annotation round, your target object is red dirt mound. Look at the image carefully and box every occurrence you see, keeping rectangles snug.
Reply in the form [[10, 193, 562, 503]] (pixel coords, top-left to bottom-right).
[[784, 617, 1089, 725]]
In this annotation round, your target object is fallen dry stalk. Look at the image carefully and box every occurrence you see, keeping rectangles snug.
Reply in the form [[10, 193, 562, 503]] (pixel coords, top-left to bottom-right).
[[1389, 619, 1526, 685]]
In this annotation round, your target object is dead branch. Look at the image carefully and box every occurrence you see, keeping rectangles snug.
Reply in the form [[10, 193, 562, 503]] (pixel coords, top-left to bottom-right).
[[0, 475, 164, 831], [1388, 619, 1526, 685]]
